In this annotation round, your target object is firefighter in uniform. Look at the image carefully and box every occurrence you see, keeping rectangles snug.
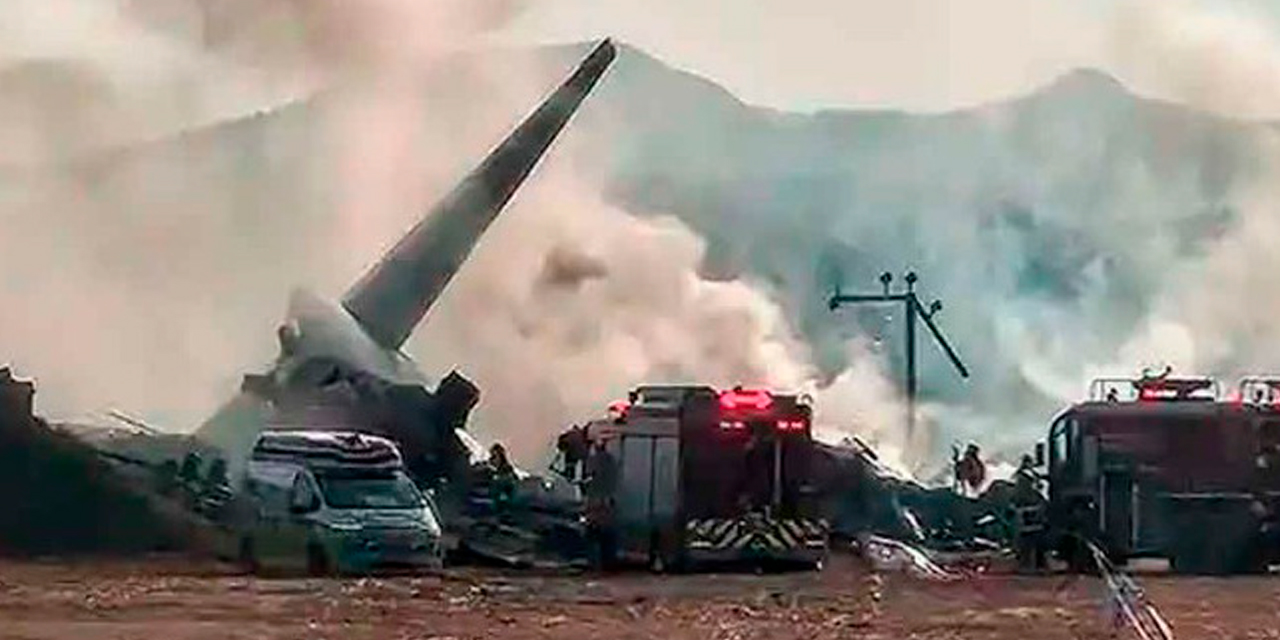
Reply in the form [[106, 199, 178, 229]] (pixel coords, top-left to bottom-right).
[[486, 443, 518, 520], [1012, 454, 1047, 571], [583, 439, 619, 570], [955, 444, 986, 498]]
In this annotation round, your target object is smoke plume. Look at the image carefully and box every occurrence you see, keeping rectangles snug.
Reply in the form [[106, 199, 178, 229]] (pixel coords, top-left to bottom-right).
[[410, 173, 914, 468], [0, 0, 912, 473], [0, 0, 533, 426], [1098, 0, 1280, 386], [17, 0, 1280, 480]]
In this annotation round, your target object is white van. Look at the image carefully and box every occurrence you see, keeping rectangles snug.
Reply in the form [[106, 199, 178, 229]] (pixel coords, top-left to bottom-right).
[[235, 431, 443, 574]]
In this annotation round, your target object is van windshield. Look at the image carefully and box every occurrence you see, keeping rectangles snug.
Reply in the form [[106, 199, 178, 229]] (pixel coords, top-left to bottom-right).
[[316, 471, 422, 509]]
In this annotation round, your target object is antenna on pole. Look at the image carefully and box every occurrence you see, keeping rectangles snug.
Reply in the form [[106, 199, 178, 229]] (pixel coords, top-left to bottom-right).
[[828, 271, 970, 441]]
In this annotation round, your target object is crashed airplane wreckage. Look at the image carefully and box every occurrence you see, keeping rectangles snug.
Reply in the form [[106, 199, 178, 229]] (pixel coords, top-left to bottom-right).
[[0, 367, 217, 555], [23, 37, 1026, 569], [184, 40, 619, 563], [196, 39, 618, 483], [34, 41, 617, 564]]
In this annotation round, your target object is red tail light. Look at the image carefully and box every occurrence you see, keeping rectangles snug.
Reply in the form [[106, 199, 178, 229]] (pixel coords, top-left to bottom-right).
[[776, 420, 806, 432]]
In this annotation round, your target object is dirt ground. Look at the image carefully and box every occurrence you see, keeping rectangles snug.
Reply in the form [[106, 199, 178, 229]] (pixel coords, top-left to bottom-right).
[[0, 555, 1278, 640]]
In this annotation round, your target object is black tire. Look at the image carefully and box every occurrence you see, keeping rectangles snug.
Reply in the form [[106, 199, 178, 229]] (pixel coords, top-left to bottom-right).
[[306, 543, 332, 577], [1171, 544, 1231, 575]]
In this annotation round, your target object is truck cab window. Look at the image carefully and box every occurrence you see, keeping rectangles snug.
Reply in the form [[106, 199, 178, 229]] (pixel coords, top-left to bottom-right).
[[1050, 418, 1069, 471]]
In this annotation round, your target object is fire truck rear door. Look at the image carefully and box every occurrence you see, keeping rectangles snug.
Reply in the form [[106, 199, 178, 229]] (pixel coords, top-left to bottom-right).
[[1100, 466, 1136, 557], [612, 417, 680, 559]]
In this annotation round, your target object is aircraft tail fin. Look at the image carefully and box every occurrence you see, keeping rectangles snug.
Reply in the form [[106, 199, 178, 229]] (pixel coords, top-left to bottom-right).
[[342, 39, 617, 350]]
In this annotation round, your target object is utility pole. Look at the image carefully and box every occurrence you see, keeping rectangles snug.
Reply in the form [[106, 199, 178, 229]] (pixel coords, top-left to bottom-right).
[[828, 271, 970, 441]]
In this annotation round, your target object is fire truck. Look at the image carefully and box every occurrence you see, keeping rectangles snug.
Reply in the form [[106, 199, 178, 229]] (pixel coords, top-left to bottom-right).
[[574, 385, 829, 570], [1032, 372, 1280, 574]]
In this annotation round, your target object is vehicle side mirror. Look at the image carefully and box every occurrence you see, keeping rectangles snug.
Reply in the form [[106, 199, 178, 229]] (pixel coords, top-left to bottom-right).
[[1034, 442, 1046, 467]]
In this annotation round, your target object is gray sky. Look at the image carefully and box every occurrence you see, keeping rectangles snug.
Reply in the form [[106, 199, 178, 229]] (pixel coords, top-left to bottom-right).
[[499, 0, 1280, 114]]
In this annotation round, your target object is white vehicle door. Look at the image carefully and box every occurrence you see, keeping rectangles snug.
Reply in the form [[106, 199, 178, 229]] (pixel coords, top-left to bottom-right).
[[247, 462, 300, 569]]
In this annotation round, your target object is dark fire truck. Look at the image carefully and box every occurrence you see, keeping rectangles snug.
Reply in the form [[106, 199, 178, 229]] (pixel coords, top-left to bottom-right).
[[573, 385, 829, 570], [1032, 372, 1280, 574]]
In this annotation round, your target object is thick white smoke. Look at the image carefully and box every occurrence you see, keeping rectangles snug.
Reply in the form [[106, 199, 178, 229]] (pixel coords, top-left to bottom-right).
[[0, 0, 533, 426], [1111, 0, 1280, 120], [0, 0, 913, 473], [1017, 0, 1280, 400], [411, 172, 913, 468], [1104, 0, 1280, 382], [34, 0, 1280, 483]]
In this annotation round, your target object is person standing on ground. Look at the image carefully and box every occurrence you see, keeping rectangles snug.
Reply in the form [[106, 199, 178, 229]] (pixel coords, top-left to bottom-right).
[[583, 439, 619, 570], [955, 444, 986, 498], [486, 443, 518, 520], [1012, 454, 1047, 571]]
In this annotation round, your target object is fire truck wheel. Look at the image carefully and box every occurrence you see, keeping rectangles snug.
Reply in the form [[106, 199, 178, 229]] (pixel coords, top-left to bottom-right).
[[1171, 552, 1212, 575], [1170, 545, 1231, 575]]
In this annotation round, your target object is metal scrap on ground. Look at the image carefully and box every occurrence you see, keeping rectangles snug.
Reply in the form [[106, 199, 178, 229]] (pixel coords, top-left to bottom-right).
[[855, 534, 961, 581], [1085, 539, 1174, 640]]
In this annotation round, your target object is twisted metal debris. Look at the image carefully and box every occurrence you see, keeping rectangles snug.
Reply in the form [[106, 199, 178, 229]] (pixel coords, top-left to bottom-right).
[[857, 534, 960, 581], [1085, 540, 1174, 640]]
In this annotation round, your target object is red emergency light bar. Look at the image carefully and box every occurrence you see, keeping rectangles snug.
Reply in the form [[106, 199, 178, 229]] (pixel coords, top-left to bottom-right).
[[1138, 388, 1177, 401], [607, 399, 630, 420], [719, 388, 773, 411], [1090, 373, 1219, 402], [1135, 378, 1215, 402]]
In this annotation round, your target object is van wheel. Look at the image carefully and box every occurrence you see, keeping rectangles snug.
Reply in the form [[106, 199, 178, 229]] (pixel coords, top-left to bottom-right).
[[307, 544, 332, 577], [238, 537, 259, 574]]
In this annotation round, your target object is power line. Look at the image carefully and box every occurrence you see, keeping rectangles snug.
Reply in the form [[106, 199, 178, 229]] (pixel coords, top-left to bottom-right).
[[828, 271, 969, 441]]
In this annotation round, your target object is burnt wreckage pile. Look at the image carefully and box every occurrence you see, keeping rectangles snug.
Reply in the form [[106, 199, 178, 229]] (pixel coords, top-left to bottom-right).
[[174, 41, 622, 568], [812, 438, 1032, 552], [241, 361, 481, 495], [0, 367, 194, 555], [0, 37, 1019, 567]]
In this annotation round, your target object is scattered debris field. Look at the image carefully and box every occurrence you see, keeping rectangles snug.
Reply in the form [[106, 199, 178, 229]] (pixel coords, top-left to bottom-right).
[[2, 556, 1278, 639]]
